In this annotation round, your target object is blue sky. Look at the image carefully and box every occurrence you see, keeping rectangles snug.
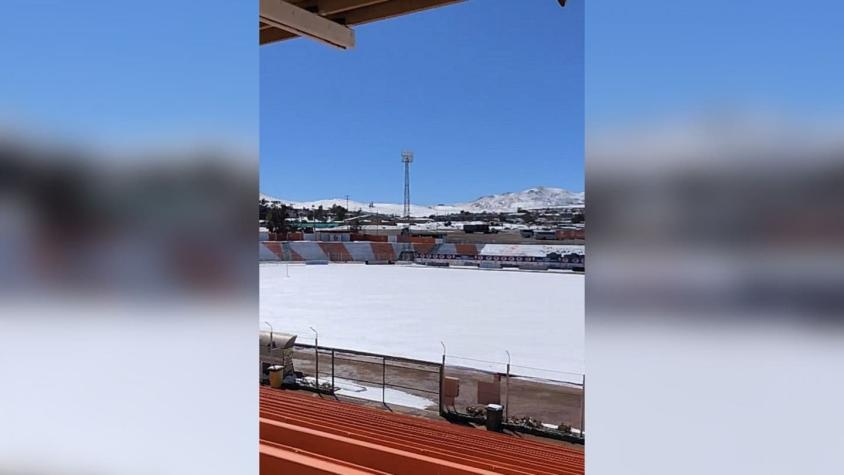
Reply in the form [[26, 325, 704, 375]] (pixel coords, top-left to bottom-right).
[[260, 0, 584, 204]]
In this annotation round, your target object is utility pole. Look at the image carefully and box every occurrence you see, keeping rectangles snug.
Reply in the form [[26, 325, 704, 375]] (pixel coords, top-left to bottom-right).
[[401, 150, 414, 219]]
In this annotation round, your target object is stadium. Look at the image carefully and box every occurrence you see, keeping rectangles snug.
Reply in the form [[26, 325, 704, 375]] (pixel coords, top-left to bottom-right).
[[259, 1, 583, 473]]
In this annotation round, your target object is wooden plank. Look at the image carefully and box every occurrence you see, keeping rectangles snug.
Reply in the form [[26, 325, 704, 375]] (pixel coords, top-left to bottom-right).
[[260, 0, 355, 49], [337, 0, 465, 26], [318, 0, 390, 15], [260, 27, 299, 45]]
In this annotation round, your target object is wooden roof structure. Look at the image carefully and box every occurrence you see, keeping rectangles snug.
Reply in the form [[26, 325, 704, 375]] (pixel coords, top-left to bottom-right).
[[260, 0, 467, 49]]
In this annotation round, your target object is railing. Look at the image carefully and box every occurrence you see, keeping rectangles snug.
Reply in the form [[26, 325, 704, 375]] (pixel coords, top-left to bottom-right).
[[443, 354, 585, 441], [261, 341, 585, 442], [288, 343, 442, 413]]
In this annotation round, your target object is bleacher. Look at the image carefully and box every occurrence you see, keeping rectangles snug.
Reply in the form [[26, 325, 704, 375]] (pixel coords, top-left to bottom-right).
[[260, 387, 584, 475]]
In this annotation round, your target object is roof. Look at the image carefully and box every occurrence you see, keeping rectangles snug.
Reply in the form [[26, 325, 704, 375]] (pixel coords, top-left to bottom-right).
[[260, 0, 466, 47], [290, 222, 341, 229]]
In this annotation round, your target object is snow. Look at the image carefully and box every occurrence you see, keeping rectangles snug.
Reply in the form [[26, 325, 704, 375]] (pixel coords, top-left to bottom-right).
[[260, 186, 584, 217], [480, 244, 585, 257], [260, 193, 460, 218], [454, 187, 585, 213], [303, 377, 435, 410], [542, 423, 582, 435], [260, 263, 584, 380]]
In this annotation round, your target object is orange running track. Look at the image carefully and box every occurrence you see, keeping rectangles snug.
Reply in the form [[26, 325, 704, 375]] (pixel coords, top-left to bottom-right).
[[259, 387, 584, 475]]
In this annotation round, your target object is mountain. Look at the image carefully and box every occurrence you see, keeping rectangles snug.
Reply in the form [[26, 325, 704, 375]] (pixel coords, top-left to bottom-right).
[[454, 187, 584, 213], [260, 186, 584, 217]]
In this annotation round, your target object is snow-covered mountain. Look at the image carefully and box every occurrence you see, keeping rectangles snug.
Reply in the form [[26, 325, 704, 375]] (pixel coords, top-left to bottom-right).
[[454, 187, 584, 213], [259, 194, 462, 217], [260, 186, 584, 218]]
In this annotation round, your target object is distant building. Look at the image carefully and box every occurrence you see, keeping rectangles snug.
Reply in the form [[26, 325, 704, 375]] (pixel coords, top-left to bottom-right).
[[534, 230, 557, 240]]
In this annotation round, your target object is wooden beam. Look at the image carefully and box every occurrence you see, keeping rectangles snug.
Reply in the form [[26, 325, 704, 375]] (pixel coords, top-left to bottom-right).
[[260, 27, 299, 45], [317, 0, 390, 16], [336, 0, 465, 26], [260, 0, 355, 49]]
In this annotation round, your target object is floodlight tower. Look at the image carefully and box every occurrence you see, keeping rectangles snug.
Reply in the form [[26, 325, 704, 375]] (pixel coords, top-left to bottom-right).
[[401, 150, 414, 219]]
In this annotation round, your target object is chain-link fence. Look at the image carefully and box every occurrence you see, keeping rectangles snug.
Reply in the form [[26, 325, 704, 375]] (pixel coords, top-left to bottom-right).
[[286, 343, 442, 414], [443, 355, 585, 437], [260, 339, 584, 440]]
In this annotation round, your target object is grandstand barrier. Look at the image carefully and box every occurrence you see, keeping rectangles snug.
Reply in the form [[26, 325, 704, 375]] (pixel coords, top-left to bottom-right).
[[259, 241, 585, 271], [424, 261, 451, 267], [442, 353, 585, 444], [263, 340, 585, 445], [518, 263, 551, 271]]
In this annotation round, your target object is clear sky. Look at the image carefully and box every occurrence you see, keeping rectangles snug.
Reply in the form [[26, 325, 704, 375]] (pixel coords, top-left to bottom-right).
[[260, 0, 584, 204]]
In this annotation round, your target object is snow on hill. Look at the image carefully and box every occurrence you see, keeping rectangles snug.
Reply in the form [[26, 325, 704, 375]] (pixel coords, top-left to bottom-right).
[[260, 186, 584, 217], [259, 194, 462, 218], [454, 187, 584, 213]]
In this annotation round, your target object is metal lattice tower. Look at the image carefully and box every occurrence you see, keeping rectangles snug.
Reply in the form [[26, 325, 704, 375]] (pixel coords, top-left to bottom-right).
[[401, 150, 414, 218]]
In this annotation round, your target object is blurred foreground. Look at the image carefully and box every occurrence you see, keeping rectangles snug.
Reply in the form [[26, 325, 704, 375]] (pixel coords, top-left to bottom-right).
[[586, 112, 844, 474]]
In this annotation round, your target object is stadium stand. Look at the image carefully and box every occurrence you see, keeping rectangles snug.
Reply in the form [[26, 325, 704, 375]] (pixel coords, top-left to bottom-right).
[[260, 387, 584, 475], [319, 242, 354, 261], [455, 243, 480, 256], [292, 242, 331, 261], [261, 241, 285, 260], [370, 243, 398, 262], [344, 242, 377, 261]]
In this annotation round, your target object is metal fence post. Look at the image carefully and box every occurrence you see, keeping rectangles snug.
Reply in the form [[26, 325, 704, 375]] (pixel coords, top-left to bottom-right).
[[438, 361, 444, 415], [505, 350, 511, 421], [382, 356, 386, 405], [439, 341, 446, 416], [580, 374, 586, 436], [310, 327, 319, 390]]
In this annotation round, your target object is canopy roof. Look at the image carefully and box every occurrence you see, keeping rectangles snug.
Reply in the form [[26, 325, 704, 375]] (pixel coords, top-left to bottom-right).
[[260, 0, 466, 48]]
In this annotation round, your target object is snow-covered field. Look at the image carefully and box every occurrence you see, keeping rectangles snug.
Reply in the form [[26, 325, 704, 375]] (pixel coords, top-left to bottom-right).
[[260, 263, 584, 380]]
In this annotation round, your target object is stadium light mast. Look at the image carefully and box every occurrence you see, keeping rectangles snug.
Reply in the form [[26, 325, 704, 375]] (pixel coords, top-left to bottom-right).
[[401, 150, 414, 219]]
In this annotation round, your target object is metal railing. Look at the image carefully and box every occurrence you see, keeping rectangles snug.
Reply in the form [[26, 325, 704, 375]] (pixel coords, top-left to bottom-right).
[[443, 353, 585, 438], [261, 340, 585, 441], [288, 342, 442, 413]]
